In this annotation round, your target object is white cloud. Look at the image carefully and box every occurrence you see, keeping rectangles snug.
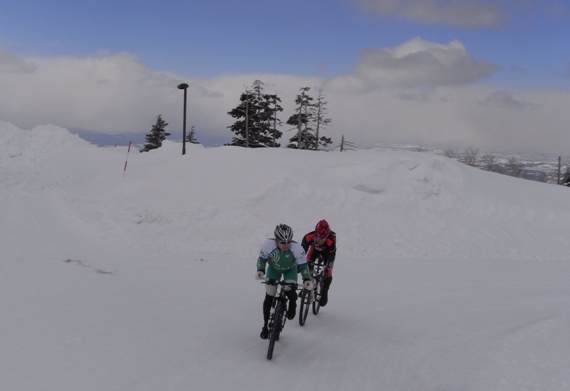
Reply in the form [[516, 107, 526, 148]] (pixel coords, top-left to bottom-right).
[[325, 37, 498, 91], [0, 49, 37, 73], [478, 90, 535, 109], [1, 44, 570, 154], [0, 52, 225, 134]]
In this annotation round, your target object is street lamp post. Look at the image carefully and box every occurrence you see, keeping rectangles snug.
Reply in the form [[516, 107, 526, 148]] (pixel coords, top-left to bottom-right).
[[177, 83, 189, 155]]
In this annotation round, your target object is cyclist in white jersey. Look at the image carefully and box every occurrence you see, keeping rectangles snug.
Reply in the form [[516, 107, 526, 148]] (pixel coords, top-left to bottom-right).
[[255, 224, 313, 339]]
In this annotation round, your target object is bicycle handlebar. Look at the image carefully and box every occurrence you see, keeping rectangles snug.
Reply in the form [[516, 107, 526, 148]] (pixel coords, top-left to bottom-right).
[[262, 280, 298, 287]]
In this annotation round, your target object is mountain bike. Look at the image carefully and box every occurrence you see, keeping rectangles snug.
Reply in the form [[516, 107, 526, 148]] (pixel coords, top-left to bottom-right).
[[264, 280, 298, 360], [298, 256, 328, 325]]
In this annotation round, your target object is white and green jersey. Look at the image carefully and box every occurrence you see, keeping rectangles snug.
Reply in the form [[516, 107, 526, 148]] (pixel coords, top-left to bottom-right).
[[257, 238, 311, 281]]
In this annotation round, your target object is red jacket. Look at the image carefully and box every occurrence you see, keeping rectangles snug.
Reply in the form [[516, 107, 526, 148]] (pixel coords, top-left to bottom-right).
[[301, 231, 336, 265]]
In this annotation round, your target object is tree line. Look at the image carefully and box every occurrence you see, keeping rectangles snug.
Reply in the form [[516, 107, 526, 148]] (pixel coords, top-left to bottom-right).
[[141, 115, 198, 152], [138, 102, 570, 187], [227, 80, 332, 149], [442, 147, 570, 186], [141, 80, 333, 153]]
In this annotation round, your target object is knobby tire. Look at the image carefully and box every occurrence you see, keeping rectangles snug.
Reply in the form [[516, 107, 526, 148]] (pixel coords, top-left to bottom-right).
[[312, 282, 322, 315], [299, 289, 310, 326], [267, 301, 283, 360]]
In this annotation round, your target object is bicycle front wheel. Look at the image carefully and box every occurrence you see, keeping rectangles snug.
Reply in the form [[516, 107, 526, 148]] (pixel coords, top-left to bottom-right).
[[267, 301, 283, 360], [312, 282, 322, 315], [299, 289, 311, 326]]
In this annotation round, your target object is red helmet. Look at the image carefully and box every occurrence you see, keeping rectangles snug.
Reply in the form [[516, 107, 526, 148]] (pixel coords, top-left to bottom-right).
[[315, 219, 331, 237]]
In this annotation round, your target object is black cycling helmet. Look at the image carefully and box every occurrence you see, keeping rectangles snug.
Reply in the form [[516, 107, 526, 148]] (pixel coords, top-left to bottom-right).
[[274, 224, 293, 242]]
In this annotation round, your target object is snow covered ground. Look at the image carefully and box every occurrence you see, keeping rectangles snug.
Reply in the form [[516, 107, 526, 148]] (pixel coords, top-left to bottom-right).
[[1, 122, 569, 391]]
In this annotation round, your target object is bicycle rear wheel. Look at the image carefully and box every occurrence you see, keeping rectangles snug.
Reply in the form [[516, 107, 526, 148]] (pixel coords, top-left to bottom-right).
[[267, 301, 283, 360], [298, 289, 311, 326]]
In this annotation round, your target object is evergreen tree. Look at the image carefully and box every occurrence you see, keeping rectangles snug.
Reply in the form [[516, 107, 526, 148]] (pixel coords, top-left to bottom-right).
[[186, 126, 200, 144], [286, 87, 314, 149], [142, 115, 170, 152], [285, 87, 333, 150], [262, 93, 284, 147], [227, 80, 283, 147]]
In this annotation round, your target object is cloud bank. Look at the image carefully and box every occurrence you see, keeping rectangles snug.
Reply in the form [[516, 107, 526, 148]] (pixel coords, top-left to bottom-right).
[[325, 37, 498, 91], [1, 38, 570, 154]]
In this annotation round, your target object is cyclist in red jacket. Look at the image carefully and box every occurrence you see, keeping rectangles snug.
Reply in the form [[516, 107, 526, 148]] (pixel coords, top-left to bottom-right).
[[301, 219, 336, 307]]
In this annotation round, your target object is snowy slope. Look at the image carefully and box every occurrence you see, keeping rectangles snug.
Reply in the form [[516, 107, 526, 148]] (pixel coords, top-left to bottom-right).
[[1, 122, 569, 391]]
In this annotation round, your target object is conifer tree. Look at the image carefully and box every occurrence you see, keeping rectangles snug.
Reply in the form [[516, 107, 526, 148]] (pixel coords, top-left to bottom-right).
[[286, 87, 333, 150], [286, 87, 314, 149], [186, 126, 199, 144], [142, 115, 170, 152], [227, 80, 283, 147]]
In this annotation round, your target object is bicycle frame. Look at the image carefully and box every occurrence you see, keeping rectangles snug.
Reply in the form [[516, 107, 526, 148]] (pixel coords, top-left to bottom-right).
[[264, 279, 299, 360], [311, 256, 328, 315], [311, 256, 328, 281]]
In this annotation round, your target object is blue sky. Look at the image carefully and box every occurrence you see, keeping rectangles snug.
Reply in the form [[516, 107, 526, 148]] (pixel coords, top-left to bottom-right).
[[4, 0, 569, 81], [2, 0, 570, 152]]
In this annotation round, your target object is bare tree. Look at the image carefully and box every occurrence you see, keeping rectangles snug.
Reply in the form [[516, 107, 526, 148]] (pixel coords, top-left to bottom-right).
[[481, 153, 497, 172], [313, 88, 332, 150], [506, 156, 523, 177], [338, 135, 356, 151], [443, 148, 459, 159], [460, 147, 479, 166]]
